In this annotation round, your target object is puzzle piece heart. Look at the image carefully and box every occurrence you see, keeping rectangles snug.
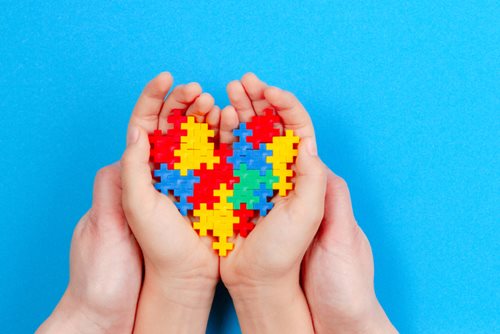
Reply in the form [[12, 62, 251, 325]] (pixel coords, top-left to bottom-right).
[[149, 108, 299, 256]]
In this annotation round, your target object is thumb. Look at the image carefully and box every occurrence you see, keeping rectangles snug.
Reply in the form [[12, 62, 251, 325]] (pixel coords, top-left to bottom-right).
[[288, 137, 327, 228], [121, 125, 158, 221], [91, 163, 123, 223], [318, 170, 360, 244]]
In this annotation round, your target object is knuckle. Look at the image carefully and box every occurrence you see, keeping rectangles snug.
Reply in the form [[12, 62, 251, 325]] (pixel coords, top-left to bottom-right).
[[317, 162, 328, 179], [94, 165, 117, 186], [230, 93, 245, 105], [171, 84, 185, 94], [184, 82, 202, 97], [330, 175, 350, 195]]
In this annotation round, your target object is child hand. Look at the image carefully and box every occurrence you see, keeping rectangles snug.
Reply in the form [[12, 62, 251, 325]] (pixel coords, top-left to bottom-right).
[[120, 73, 220, 333], [302, 170, 398, 333], [218, 73, 327, 333], [37, 164, 142, 334]]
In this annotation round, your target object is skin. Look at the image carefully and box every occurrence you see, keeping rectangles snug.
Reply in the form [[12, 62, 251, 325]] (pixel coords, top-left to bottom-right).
[[120, 73, 221, 334], [219, 73, 328, 334], [39, 72, 396, 333], [36, 164, 142, 334], [302, 170, 398, 333], [221, 73, 396, 334]]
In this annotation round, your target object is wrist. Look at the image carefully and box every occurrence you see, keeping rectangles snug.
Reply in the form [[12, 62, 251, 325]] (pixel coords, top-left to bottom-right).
[[145, 265, 217, 309], [315, 299, 397, 334], [37, 289, 131, 334], [133, 268, 217, 334], [228, 279, 314, 334], [355, 302, 398, 334], [143, 261, 218, 308]]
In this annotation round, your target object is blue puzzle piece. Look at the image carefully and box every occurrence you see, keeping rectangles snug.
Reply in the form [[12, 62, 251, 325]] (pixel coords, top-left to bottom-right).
[[228, 143, 253, 169], [229, 123, 261, 168], [233, 123, 253, 141], [175, 196, 193, 216], [232, 123, 253, 153], [254, 200, 273, 216], [227, 151, 247, 169], [154, 164, 182, 194], [253, 183, 274, 215], [245, 143, 273, 176], [154, 164, 200, 215], [172, 170, 200, 197], [233, 140, 253, 152]]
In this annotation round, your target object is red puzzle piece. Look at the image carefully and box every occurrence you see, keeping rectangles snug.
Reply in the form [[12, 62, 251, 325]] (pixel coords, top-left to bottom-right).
[[233, 204, 255, 237], [247, 108, 281, 149]]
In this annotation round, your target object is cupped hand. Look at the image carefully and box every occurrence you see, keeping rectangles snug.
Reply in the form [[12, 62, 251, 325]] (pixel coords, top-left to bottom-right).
[[302, 170, 398, 333], [218, 73, 328, 333], [120, 73, 221, 333], [37, 163, 142, 334]]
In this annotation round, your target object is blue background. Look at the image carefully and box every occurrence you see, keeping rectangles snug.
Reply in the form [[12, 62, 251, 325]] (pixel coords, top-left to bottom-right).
[[0, 1, 498, 333]]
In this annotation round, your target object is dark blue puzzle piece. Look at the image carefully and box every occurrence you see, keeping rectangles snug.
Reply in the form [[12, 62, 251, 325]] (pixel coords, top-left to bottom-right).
[[172, 170, 200, 197], [154, 164, 199, 215], [175, 196, 194, 215], [245, 143, 273, 176], [233, 123, 253, 141], [233, 140, 253, 152], [154, 164, 182, 194], [253, 183, 274, 215]]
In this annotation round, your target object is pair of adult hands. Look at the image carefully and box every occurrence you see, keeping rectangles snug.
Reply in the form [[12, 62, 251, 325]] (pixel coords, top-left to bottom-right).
[[38, 73, 395, 334]]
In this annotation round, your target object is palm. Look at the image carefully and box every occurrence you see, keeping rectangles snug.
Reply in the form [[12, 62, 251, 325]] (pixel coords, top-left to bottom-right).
[[145, 193, 219, 272], [122, 74, 221, 280], [220, 196, 305, 281], [303, 226, 374, 317], [300, 171, 392, 332], [68, 164, 142, 323], [218, 73, 326, 286]]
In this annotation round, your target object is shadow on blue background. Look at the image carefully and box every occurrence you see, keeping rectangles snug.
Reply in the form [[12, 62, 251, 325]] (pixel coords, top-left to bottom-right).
[[0, 1, 498, 333]]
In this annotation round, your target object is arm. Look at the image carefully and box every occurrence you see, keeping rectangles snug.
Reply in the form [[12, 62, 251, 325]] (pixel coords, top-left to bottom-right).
[[120, 73, 220, 333], [229, 279, 314, 333], [302, 170, 398, 334], [133, 271, 216, 334], [220, 73, 327, 333]]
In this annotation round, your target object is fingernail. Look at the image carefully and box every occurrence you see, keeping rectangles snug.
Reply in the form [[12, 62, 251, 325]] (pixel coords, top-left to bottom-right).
[[307, 138, 318, 156], [127, 126, 139, 146]]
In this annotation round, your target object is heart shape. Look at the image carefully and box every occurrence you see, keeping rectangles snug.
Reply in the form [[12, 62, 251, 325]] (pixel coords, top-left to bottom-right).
[[149, 108, 299, 256]]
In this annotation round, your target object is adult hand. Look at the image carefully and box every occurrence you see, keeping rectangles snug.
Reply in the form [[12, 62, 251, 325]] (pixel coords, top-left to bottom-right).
[[37, 163, 142, 334], [302, 170, 398, 333]]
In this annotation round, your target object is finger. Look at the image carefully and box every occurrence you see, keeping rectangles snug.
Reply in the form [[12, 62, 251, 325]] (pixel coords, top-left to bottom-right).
[[158, 82, 202, 131], [227, 80, 255, 123], [185, 92, 215, 122], [287, 137, 327, 232], [207, 105, 221, 137], [130, 72, 173, 133], [264, 87, 315, 140], [240, 72, 272, 115], [219, 105, 239, 144], [317, 170, 359, 244], [91, 163, 122, 221], [121, 126, 193, 254], [121, 126, 163, 223]]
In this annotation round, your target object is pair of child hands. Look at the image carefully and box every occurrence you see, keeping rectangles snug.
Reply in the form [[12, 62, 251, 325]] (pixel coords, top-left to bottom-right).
[[37, 73, 396, 334]]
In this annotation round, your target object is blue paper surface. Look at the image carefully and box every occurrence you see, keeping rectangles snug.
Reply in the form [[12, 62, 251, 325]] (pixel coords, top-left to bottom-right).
[[0, 1, 498, 332]]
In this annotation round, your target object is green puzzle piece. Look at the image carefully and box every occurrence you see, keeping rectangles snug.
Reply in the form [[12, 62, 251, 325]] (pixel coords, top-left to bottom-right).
[[228, 164, 278, 210]]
